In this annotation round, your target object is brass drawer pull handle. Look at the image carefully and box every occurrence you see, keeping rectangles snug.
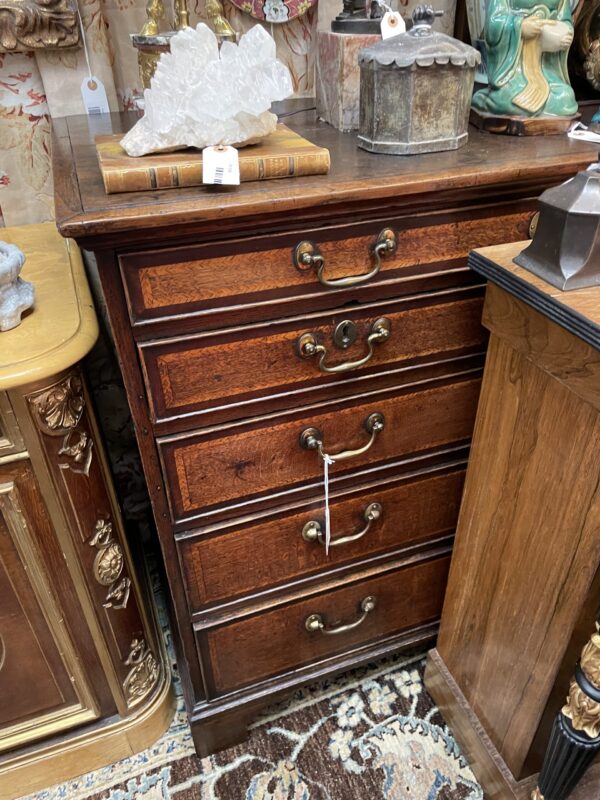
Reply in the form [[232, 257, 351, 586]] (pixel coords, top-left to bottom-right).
[[293, 228, 397, 288], [302, 502, 382, 547], [305, 595, 377, 635], [297, 318, 391, 374], [299, 412, 384, 462]]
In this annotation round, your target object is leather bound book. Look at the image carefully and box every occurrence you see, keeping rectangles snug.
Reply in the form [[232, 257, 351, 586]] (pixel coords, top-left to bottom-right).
[[95, 124, 331, 194]]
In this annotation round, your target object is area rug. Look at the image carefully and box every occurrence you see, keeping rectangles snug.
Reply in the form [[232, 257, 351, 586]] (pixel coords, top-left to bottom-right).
[[23, 645, 483, 800]]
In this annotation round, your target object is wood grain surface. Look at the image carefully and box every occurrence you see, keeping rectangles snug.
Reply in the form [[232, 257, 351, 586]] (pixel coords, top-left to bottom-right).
[[178, 465, 465, 609], [121, 206, 528, 335], [51, 104, 600, 245], [160, 375, 482, 525], [140, 292, 485, 426], [436, 333, 600, 778], [203, 552, 451, 694], [483, 282, 600, 411]]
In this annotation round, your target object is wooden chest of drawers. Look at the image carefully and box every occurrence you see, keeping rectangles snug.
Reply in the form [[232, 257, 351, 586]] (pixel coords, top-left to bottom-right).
[[52, 104, 599, 756]]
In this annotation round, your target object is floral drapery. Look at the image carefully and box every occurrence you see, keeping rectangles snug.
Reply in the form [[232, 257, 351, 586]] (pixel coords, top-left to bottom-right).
[[0, 0, 456, 228]]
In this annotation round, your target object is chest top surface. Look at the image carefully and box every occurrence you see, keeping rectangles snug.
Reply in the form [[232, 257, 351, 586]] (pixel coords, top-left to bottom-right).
[[52, 101, 600, 246], [469, 241, 600, 350]]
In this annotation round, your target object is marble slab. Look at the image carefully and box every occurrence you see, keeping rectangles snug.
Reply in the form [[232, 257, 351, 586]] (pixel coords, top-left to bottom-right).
[[316, 30, 380, 132]]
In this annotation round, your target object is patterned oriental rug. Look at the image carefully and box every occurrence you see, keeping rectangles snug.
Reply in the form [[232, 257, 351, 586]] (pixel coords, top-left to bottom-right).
[[23, 648, 484, 800]]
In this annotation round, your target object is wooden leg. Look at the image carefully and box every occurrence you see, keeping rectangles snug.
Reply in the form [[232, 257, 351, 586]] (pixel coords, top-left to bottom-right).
[[532, 616, 600, 800], [191, 706, 253, 756]]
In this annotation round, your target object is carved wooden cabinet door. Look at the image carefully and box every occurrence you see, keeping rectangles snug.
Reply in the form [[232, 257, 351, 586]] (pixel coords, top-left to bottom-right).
[[0, 459, 98, 752]]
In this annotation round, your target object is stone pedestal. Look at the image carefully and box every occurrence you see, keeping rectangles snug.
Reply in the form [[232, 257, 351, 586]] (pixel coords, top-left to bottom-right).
[[316, 30, 380, 132]]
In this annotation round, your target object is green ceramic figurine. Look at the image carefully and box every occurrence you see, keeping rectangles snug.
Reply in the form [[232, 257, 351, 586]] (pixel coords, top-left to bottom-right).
[[472, 0, 577, 120]]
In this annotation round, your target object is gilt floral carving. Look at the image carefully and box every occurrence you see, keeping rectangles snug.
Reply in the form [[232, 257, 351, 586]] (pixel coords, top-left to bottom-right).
[[562, 622, 600, 738], [30, 374, 84, 434], [123, 637, 159, 707], [88, 519, 131, 610], [0, 0, 80, 52]]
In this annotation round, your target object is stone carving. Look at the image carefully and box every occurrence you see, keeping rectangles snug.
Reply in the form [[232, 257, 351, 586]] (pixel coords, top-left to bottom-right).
[[0, 241, 34, 332], [88, 519, 131, 610], [123, 638, 160, 706], [0, 0, 80, 52], [121, 23, 292, 157]]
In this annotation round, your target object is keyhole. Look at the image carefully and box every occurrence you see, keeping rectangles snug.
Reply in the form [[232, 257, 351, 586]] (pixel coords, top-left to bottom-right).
[[333, 319, 358, 350]]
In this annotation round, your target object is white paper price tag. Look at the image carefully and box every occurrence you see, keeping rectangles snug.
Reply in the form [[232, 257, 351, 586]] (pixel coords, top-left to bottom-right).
[[80, 76, 110, 115], [380, 10, 405, 39], [202, 145, 240, 186]]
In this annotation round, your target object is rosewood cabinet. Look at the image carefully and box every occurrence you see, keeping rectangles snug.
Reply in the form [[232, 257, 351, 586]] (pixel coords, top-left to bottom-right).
[[52, 104, 599, 756], [0, 224, 173, 799]]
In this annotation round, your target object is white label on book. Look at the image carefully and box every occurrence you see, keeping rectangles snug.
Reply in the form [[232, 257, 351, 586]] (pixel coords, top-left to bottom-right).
[[380, 11, 405, 39], [81, 76, 110, 116], [202, 145, 240, 186]]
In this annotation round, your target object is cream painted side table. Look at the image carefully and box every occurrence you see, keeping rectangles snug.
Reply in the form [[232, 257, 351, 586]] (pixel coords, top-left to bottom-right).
[[0, 224, 173, 799]]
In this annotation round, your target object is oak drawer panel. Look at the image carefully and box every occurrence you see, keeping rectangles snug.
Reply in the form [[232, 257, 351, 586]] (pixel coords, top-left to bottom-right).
[[200, 552, 450, 694], [140, 290, 485, 428], [120, 205, 533, 335], [179, 465, 464, 609], [159, 375, 481, 526]]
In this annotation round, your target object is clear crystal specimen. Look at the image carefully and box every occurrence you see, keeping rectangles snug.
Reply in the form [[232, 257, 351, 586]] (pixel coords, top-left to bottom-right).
[[121, 24, 293, 157]]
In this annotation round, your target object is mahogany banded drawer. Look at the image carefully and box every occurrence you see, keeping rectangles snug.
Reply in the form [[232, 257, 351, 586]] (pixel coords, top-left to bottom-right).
[[120, 204, 534, 337], [139, 289, 486, 430], [158, 373, 481, 527], [197, 550, 451, 695], [178, 463, 465, 610]]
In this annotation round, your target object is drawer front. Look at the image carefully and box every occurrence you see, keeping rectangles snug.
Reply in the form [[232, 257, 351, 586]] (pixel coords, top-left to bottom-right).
[[200, 552, 451, 694], [159, 375, 481, 525], [121, 205, 534, 335], [140, 291, 485, 428], [179, 465, 464, 609]]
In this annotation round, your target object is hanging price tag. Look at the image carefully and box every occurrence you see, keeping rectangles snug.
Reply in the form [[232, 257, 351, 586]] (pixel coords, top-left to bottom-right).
[[202, 145, 240, 186], [80, 76, 110, 115], [380, 10, 405, 39]]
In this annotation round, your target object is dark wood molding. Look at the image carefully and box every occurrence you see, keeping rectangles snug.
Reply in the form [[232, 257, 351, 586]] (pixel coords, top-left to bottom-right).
[[0, 0, 80, 52]]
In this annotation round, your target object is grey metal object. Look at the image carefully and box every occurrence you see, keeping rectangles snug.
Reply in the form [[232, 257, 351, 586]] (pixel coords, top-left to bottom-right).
[[358, 4, 480, 155], [331, 0, 383, 33], [514, 164, 600, 292]]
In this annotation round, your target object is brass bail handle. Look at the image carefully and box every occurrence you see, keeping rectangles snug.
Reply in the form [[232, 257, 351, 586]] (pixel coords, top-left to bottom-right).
[[305, 596, 377, 635], [293, 228, 397, 288], [302, 502, 383, 547], [299, 412, 385, 463], [298, 318, 391, 374]]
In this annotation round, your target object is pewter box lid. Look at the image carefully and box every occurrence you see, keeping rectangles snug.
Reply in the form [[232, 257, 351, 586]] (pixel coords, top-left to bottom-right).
[[358, 7, 480, 70]]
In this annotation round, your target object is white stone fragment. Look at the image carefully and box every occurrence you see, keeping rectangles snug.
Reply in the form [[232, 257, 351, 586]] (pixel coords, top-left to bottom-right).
[[0, 242, 34, 332], [121, 23, 293, 157]]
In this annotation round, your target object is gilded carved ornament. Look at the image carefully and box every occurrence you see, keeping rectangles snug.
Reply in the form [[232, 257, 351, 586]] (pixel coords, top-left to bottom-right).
[[562, 623, 600, 738], [0, 0, 80, 52], [530, 789, 544, 800], [123, 638, 160, 707], [29, 374, 94, 476], [88, 519, 131, 611]]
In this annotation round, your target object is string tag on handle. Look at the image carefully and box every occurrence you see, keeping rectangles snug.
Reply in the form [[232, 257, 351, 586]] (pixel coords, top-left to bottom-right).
[[322, 452, 335, 556]]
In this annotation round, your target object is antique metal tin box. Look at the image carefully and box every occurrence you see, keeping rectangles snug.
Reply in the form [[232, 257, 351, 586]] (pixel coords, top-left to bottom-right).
[[358, 5, 480, 155], [515, 164, 600, 291]]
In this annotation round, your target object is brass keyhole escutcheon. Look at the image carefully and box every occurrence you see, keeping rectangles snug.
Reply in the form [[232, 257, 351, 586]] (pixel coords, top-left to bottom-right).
[[333, 320, 358, 350]]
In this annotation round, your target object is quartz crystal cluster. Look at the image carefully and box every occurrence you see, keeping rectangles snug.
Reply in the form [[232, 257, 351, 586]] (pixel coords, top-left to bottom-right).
[[121, 23, 293, 157]]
